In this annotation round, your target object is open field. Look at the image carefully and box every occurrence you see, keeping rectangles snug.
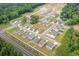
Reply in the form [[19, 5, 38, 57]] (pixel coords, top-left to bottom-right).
[[0, 23, 11, 30], [55, 27, 69, 42]]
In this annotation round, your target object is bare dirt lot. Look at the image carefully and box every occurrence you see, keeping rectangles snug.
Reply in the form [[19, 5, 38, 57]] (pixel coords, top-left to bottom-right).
[[42, 3, 66, 14], [73, 25, 79, 32]]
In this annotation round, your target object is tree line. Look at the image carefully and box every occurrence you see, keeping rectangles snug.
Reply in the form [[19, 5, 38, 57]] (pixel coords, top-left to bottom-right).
[[0, 37, 22, 56], [61, 3, 79, 25], [55, 28, 79, 56], [0, 3, 44, 24]]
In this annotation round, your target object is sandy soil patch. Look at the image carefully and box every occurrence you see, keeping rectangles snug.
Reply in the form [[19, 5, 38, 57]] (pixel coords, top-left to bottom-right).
[[73, 25, 79, 32]]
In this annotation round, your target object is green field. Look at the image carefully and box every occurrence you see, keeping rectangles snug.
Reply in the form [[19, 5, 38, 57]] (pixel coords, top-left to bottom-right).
[[55, 28, 69, 42], [0, 23, 11, 30]]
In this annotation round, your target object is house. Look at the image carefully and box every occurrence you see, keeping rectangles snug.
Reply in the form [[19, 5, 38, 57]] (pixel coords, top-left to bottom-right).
[[46, 41, 58, 50], [14, 20, 22, 25], [32, 35, 41, 43], [24, 24, 33, 29], [38, 39, 48, 47], [38, 35, 48, 47], [22, 31, 29, 38], [50, 29, 59, 36], [27, 31, 37, 40]]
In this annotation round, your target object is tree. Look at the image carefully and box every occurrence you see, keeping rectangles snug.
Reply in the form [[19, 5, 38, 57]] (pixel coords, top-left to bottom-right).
[[0, 15, 9, 24], [22, 16, 27, 24], [0, 3, 44, 24], [30, 15, 39, 24], [0, 37, 22, 56], [61, 3, 79, 25], [55, 28, 79, 56]]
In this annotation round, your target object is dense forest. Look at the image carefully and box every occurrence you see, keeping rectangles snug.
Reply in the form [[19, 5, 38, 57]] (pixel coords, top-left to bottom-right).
[[55, 28, 79, 56], [0, 37, 22, 56], [0, 3, 44, 24], [61, 3, 79, 25]]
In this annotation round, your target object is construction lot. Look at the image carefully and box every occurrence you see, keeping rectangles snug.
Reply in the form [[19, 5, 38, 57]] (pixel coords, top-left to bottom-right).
[[5, 3, 67, 56]]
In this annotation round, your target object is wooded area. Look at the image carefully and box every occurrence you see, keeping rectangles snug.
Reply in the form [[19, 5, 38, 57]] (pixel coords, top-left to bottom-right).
[[61, 4, 79, 25], [0, 3, 43, 24], [55, 28, 79, 56], [0, 37, 22, 56]]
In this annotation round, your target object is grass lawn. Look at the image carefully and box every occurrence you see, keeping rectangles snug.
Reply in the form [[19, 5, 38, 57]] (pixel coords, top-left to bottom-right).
[[0, 23, 11, 30], [55, 27, 69, 42], [54, 27, 69, 55], [7, 27, 16, 32], [28, 41, 54, 56], [7, 28, 30, 43]]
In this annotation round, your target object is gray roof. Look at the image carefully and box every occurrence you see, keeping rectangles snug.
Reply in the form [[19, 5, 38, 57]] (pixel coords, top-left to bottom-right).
[[38, 39, 48, 47], [46, 42, 56, 49], [15, 20, 22, 24], [32, 35, 41, 43], [24, 24, 32, 28], [50, 29, 58, 36], [27, 32, 36, 40]]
